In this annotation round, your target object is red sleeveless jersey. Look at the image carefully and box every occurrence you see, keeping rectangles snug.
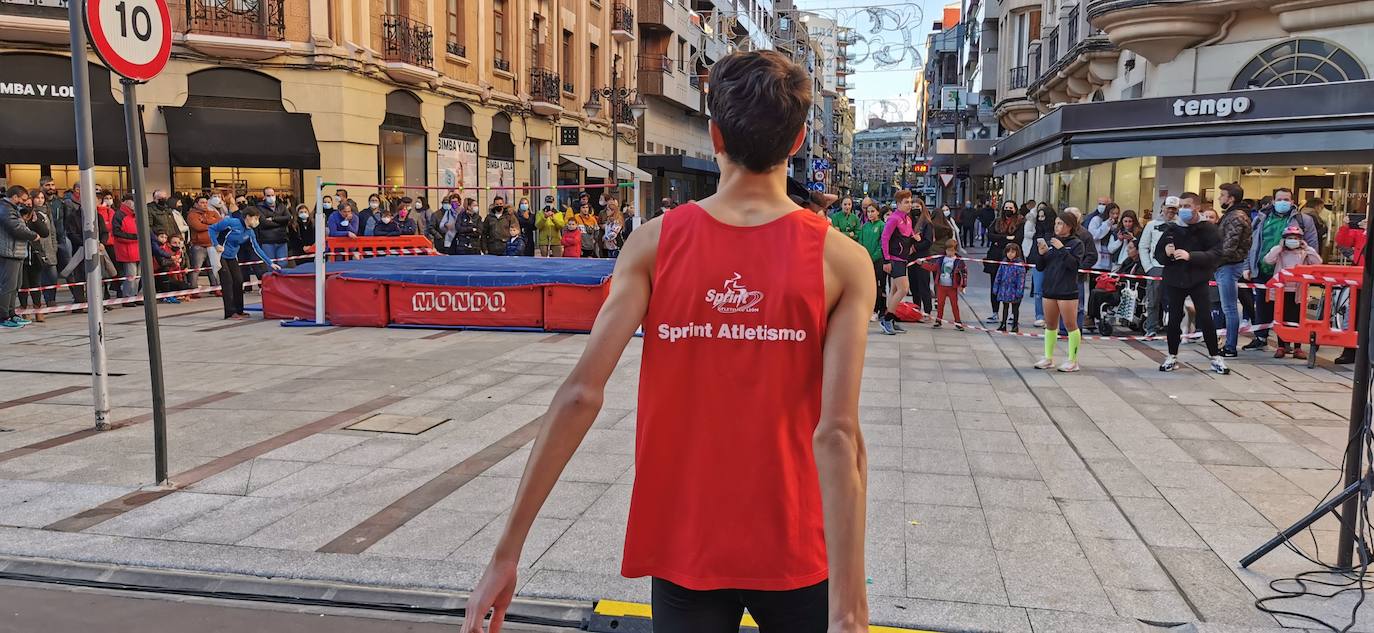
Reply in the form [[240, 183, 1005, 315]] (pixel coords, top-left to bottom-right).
[[620, 203, 831, 591]]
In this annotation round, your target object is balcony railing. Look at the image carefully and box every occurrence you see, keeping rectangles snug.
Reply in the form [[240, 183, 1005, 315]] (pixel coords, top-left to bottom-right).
[[1066, 5, 1079, 48], [381, 14, 433, 67], [638, 54, 671, 74], [1009, 65, 1028, 89], [529, 67, 561, 103], [614, 102, 635, 125], [188, 0, 285, 40], [563, 81, 575, 93], [612, 2, 634, 33], [0, 0, 68, 19], [446, 41, 466, 57], [494, 57, 511, 72]]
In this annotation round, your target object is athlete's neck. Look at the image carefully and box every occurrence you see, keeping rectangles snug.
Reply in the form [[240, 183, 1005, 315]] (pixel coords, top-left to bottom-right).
[[694, 158, 797, 227]]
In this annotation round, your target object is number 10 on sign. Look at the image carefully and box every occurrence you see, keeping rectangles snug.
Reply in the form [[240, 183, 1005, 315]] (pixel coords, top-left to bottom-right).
[[85, 0, 171, 82]]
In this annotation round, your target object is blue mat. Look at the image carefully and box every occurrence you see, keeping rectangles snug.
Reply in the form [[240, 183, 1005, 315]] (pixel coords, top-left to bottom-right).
[[280, 255, 614, 287]]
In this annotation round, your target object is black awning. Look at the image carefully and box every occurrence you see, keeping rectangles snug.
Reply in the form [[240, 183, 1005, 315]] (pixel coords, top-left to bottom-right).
[[440, 122, 478, 141], [638, 154, 720, 175], [0, 98, 146, 166], [162, 106, 320, 169]]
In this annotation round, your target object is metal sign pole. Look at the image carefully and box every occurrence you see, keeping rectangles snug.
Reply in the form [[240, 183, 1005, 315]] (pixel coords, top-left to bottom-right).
[[120, 78, 169, 485], [314, 176, 326, 324], [68, 0, 111, 430]]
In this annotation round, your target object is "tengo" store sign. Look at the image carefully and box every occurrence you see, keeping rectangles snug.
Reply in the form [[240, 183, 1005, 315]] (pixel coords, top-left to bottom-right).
[[1171, 95, 1252, 118]]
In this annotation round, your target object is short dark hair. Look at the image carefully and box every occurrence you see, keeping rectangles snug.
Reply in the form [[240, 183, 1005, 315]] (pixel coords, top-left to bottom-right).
[[1220, 182, 1244, 201], [1275, 187, 1293, 196], [1181, 192, 1201, 205], [1057, 211, 1081, 235], [39, 177, 54, 186], [241, 208, 261, 219], [706, 50, 812, 172], [4, 185, 25, 198], [195, 194, 208, 202]]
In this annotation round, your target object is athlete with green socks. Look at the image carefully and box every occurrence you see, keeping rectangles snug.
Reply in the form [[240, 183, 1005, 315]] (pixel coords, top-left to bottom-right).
[[1033, 211, 1090, 372]]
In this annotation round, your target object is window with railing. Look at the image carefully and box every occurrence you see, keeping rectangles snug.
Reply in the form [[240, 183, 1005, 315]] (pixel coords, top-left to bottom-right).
[[445, 0, 464, 57], [493, 0, 507, 68], [612, 1, 633, 32], [1029, 41, 1042, 80], [381, 14, 433, 67], [530, 67, 561, 103], [1046, 27, 1059, 66], [188, 0, 285, 40], [614, 102, 634, 125], [639, 54, 671, 74], [1009, 65, 1028, 89]]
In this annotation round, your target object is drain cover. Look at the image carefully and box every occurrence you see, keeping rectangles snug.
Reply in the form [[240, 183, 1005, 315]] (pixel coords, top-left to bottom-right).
[[345, 414, 449, 435]]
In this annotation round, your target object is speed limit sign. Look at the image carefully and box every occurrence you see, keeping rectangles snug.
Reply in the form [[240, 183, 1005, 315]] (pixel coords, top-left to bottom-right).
[[85, 0, 171, 81]]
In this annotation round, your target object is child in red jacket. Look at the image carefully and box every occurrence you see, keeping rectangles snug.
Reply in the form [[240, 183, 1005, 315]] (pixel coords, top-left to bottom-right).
[[922, 238, 968, 330], [561, 221, 582, 258]]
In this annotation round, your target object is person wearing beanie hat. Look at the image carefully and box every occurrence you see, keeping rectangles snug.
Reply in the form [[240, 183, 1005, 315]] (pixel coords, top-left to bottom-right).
[[1262, 224, 1323, 359]]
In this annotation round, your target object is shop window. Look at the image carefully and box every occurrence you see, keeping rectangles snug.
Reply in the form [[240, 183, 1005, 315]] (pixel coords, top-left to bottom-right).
[[1231, 38, 1367, 90], [380, 90, 426, 192]]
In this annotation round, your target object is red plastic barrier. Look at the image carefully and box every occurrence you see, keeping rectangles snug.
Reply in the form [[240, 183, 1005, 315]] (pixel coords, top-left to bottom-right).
[[327, 277, 390, 327], [543, 283, 611, 333], [325, 236, 438, 261], [261, 273, 320, 320], [388, 283, 545, 329], [1269, 264, 1361, 364]]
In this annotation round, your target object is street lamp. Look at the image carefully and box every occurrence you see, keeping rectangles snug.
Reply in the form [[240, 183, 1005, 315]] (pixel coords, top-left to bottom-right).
[[584, 54, 647, 200]]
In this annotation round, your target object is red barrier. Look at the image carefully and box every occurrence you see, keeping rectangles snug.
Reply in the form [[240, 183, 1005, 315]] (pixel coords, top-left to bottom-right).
[[543, 283, 611, 333], [261, 273, 321, 320], [324, 236, 438, 261], [1269, 264, 1361, 367], [388, 283, 545, 329], [326, 277, 390, 327]]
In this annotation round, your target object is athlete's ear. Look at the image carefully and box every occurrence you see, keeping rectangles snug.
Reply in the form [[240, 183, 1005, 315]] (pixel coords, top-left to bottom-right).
[[709, 121, 725, 155], [788, 125, 806, 157]]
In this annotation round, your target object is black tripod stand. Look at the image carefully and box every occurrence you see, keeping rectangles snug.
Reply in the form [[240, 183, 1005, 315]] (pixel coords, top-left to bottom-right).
[[1241, 221, 1374, 570]]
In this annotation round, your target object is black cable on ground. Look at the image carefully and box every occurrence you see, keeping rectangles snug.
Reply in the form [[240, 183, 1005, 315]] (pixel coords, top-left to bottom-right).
[[1253, 378, 1374, 632]]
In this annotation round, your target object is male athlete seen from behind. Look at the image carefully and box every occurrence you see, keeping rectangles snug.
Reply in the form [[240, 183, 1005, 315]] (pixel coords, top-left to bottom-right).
[[462, 50, 874, 633]]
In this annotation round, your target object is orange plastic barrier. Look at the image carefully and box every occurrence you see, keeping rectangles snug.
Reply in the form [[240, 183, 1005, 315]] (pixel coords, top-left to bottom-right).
[[322, 236, 438, 261], [1268, 264, 1362, 367]]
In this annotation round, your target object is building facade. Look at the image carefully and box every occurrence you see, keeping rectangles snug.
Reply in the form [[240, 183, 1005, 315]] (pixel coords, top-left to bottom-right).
[[852, 118, 920, 200], [0, 0, 645, 213], [991, 0, 1374, 235], [634, 0, 726, 206], [920, 2, 998, 207], [808, 15, 854, 195]]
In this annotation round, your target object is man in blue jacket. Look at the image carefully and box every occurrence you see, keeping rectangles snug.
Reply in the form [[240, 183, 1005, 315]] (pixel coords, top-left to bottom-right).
[[210, 208, 279, 320]]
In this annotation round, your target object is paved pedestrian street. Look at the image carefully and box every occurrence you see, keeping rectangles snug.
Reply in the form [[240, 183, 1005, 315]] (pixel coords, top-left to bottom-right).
[[0, 287, 1365, 632]]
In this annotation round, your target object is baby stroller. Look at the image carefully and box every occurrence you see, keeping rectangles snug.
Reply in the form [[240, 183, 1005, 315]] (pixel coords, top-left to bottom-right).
[[1091, 273, 1145, 336]]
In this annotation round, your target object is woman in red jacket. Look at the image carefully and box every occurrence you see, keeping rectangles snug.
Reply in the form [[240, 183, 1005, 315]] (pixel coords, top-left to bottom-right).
[[111, 197, 141, 300], [1335, 216, 1368, 364]]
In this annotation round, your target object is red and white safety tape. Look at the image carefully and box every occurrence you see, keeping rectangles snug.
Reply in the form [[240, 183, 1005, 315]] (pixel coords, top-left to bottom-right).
[[17, 279, 264, 316], [17, 247, 436, 294], [916, 254, 1274, 290]]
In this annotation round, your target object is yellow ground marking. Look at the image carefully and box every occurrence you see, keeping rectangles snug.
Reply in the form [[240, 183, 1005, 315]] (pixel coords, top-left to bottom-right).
[[593, 600, 938, 632]]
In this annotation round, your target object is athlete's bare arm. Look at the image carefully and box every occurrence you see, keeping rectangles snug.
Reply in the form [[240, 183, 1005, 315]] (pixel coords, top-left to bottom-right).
[[461, 220, 660, 633], [816, 229, 875, 632]]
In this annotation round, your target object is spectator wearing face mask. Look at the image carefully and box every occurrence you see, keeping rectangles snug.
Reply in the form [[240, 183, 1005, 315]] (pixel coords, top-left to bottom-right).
[[288, 204, 316, 262], [328, 202, 359, 238], [372, 207, 401, 237], [481, 196, 518, 255], [1243, 187, 1318, 352], [62, 191, 117, 308], [186, 194, 223, 292], [111, 195, 143, 301], [395, 199, 420, 236], [359, 194, 384, 236], [454, 198, 483, 255], [18, 191, 55, 322], [536, 198, 567, 257], [1263, 225, 1323, 359], [515, 197, 537, 256], [0, 186, 38, 327], [1155, 192, 1227, 374], [412, 197, 431, 237], [254, 187, 291, 269], [146, 189, 179, 240]]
